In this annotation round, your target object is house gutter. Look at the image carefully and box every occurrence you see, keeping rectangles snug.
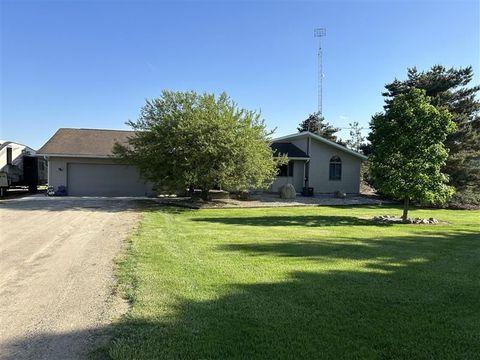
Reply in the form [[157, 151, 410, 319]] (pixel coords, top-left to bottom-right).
[[35, 153, 112, 159]]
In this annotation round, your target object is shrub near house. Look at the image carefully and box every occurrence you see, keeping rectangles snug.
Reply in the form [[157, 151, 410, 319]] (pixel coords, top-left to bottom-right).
[[114, 91, 282, 200]]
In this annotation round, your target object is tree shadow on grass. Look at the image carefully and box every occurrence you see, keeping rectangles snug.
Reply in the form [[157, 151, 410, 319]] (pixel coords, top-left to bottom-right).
[[218, 231, 479, 262], [106, 230, 479, 359], [3, 232, 479, 359], [192, 214, 392, 227]]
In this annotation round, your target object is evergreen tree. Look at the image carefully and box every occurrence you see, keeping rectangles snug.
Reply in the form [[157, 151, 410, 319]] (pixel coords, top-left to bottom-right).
[[383, 65, 480, 202], [297, 112, 339, 141], [359, 143, 373, 156]]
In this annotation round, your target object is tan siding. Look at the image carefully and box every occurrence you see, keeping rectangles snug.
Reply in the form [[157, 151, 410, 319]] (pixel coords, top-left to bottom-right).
[[289, 137, 308, 154], [293, 161, 305, 190], [47, 156, 154, 196], [270, 134, 363, 194], [269, 160, 305, 193], [307, 140, 361, 193]]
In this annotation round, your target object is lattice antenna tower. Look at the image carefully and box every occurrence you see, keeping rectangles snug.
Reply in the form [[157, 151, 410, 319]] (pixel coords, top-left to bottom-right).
[[314, 28, 326, 115]]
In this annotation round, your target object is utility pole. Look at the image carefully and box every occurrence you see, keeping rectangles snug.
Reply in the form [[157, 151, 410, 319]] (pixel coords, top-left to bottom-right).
[[314, 28, 326, 116]]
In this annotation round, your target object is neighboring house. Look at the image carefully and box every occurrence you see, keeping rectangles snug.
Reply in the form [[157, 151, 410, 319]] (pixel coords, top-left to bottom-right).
[[270, 132, 367, 194], [37, 128, 154, 196], [0, 140, 47, 189]]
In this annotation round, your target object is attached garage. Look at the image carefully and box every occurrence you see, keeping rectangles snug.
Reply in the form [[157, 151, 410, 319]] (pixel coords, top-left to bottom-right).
[[67, 163, 148, 196], [37, 128, 154, 197]]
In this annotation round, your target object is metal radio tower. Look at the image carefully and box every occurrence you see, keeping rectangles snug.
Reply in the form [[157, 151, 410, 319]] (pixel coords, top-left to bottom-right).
[[314, 28, 326, 115]]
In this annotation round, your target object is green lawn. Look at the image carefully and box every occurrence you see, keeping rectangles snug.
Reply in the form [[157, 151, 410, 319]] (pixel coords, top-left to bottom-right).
[[106, 205, 480, 359]]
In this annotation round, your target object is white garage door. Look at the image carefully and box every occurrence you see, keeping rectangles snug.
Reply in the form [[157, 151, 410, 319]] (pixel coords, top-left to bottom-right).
[[67, 163, 148, 196]]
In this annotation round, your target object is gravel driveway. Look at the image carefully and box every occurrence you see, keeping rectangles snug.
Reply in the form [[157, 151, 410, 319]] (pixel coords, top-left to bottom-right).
[[0, 197, 144, 360]]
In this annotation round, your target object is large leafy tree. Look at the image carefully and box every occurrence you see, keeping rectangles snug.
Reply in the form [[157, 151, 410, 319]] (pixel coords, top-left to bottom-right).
[[297, 112, 339, 141], [114, 91, 282, 200], [383, 65, 480, 201], [369, 88, 456, 220]]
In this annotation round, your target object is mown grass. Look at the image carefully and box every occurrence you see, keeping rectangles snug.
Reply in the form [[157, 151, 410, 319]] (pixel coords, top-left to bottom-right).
[[106, 205, 480, 359]]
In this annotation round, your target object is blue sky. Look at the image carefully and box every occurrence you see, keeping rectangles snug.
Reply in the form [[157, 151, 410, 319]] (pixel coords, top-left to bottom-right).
[[1, 0, 479, 149]]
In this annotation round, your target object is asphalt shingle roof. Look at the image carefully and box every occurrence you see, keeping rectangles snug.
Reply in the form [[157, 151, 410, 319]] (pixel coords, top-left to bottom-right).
[[271, 142, 309, 158], [37, 128, 135, 157], [38, 129, 312, 160]]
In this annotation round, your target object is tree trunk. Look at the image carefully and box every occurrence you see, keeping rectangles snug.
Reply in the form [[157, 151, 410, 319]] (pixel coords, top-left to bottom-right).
[[402, 198, 410, 221], [201, 189, 211, 201]]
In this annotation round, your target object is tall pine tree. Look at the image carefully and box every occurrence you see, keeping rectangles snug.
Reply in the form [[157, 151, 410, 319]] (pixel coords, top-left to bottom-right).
[[297, 112, 339, 142], [382, 65, 480, 203]]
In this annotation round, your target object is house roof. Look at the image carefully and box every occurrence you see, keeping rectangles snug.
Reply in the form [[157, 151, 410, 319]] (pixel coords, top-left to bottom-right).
[[273, 131, 368, 160], [0, 141, 33, 152], [37, 128, 367, 161], [271, 142, 309, 159], [37, 128, 136, 158]]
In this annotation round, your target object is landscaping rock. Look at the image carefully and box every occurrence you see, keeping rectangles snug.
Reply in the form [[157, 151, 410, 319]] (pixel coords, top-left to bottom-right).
[[279, 184, 296, 199], [373, 215, 440, 225], [373, 215, 403, 223]]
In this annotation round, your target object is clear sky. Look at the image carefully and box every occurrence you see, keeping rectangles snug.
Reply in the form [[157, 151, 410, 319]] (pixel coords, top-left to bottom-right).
[[1, 0, 479, 149]]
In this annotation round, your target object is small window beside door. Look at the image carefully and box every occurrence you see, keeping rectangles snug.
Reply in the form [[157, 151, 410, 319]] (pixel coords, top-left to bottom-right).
[[277, 161, 294, 177]]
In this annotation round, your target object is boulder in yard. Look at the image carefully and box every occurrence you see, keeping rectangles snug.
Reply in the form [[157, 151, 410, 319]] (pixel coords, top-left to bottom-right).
[[279, 184, 296, 199]]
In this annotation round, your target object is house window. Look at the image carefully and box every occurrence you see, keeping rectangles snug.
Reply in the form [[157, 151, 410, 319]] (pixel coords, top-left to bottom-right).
[[277, 161, 294, 177], [329, 156, 342, 180], [6, 147, 12, 165]]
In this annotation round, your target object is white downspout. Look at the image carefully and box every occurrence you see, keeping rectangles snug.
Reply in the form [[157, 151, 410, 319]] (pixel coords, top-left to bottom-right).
[[305, 134, 311, 188], [304, 159, 310, 188]]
